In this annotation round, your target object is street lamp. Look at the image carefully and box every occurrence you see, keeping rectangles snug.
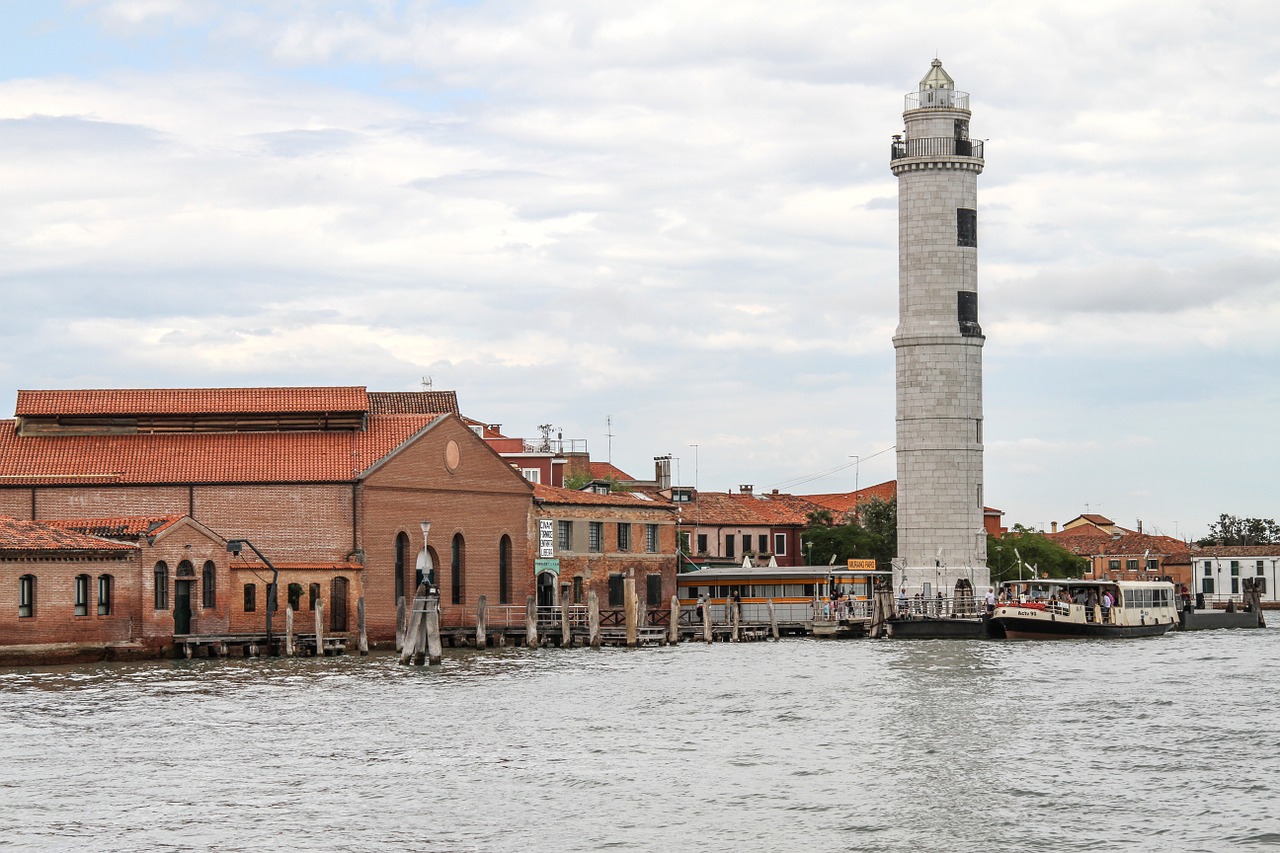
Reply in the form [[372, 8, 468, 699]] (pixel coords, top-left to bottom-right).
[[227, 539, 278, 645]]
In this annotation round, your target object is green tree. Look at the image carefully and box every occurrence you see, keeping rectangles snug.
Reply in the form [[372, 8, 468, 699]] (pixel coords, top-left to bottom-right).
[[1196, 514, 1280, 546], [802, 498, 896, 570], [987, 531, 1088, 584]]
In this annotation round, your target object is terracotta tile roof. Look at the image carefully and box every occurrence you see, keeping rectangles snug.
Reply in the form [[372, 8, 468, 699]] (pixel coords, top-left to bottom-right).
[[589, 461, 635, 482], [15, 387, 368, 417], [800, 480, 897, 514], [43, 515, 186, 540], [532, 483, 671, 510], [676, 492, 821, 526], [0, 515, 139, 553], [1190, 545, 1280, 559], [368, 391, 460, 416], [1046, 528, 1190, 557], [0, 414, 441, 485]]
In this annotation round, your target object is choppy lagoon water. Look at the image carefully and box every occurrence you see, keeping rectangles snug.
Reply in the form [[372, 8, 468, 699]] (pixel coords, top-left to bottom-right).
[[2, 628, 1279, 852]]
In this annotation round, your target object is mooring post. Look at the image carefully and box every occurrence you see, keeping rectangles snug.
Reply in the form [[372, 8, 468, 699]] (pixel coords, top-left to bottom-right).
[[400, 582, 427, 665], [395, 595, 406, 652], [285, 606, 295, 657], [425, 597, 442, 665], [731, 599, 740, 643], [588, 589, 601, 648], [357, 597, 369, 656], [476, 595, 488, 649], [315, 600, 326, 657], [768, 598, 779, 641], [702, 598, 713, 644], [624, 577, 637, 647], [669, 595, 680, 645], [525, 594, 539, 648], [560, 597, 571, 647]]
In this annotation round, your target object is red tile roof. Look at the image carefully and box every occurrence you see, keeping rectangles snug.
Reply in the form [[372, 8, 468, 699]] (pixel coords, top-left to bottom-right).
[[43, 515, 186, 540], [368, 391, 459, 416], [1046, 527, 1189, 557], [676, 491, 820, 526], [800, 480, 897, 514], [588, 461, 635, 482], [0, 515, 139, 553], [1190, 545, 1280, 559], [0, 414, 441, 485], [15, 387, 368, 417], [532, 483, 671, 509]]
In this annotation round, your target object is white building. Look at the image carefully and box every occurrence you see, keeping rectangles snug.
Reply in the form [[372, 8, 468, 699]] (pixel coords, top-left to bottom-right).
[[890, 60, 990, 597]]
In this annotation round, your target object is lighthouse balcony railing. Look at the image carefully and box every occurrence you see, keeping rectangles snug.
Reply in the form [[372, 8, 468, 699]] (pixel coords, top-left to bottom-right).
[[891, 137, 983, 162], [904, 90, 969, 111]]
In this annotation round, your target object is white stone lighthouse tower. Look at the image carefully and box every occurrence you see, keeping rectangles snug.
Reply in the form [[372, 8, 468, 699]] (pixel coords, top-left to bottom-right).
[[890, 60, 990, 597]]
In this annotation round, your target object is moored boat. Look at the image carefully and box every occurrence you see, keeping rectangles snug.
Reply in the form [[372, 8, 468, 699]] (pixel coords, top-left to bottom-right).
[[988, 579, 1178, 639]]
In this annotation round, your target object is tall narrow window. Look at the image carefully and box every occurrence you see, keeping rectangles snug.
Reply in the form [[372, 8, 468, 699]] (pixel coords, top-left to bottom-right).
[[96, 575, 113, 616], [774, 533, 787, 556], [588, 522, 603, 553], [74, 575, 89, 616], [244, 583, 257, 612], [573, 576, 583, 605], [451, 533, 465, 605], [557, 520, 572, 551], [287, 583, 302, 611], [742, 534, 752, 555], [957, 208, 977, 247], [499, 535, 512, 604], [725, 536, 736, 559], [330, 577, 349, 631], [202, 561, 216, 608], [154, 562, 169, 610], [646, 524, 658, 553], [617, 523, 631, 552], [18, 574, 35, 618], [608, 574, 624, 608], [395, 532, 409, 603], [646, 574, 662, 607], [759, 534, 769, 553], [309, 583, 320, 611], [696, 533, 706, 553]]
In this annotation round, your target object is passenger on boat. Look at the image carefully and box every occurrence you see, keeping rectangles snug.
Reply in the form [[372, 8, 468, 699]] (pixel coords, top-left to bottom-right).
[[985, 587, 996, 615], [1101, 590, 1114, 623]]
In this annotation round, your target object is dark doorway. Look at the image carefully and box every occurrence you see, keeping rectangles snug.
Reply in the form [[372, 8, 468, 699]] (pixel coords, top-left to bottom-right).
[[330, 577, 349, 632], [174, 580, 193, 635], [537, 572, 556, 608]]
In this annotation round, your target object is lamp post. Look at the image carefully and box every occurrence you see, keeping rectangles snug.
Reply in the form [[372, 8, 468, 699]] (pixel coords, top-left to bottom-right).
[[227, 539, 278, 645]]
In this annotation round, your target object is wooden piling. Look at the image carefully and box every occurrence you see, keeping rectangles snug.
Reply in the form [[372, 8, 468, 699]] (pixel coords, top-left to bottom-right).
[[399, 582, 428, 665], [476, 595, 488, 649], [624, 577, 637, 647], [395, 595, 406, 652], [669, 595, 680, 645], [767, 598, 779, 641], [285, 606, 295, 657], [588, 589, 601, 648], [731, 599, 740, 642], [702, 597, 713, 643], [525, 594, 539, 648], [314, 600, 325, 656], [357, 597, 369, 656], [560, 597, 571, 647], [425, 599, 442, 665]]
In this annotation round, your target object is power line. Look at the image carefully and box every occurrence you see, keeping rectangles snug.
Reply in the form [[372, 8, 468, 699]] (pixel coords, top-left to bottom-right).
[[769, 446, 895, 492]]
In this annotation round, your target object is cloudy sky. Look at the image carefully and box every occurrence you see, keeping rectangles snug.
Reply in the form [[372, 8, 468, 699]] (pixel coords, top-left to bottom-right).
[[2, 1, 1277, 541]]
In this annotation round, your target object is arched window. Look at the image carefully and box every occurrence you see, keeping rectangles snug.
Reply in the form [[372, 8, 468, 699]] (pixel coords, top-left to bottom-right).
[[499, 535, 512, 605], [18, 575, 35, 618], [451, 533, 465, 605], [97, 575, 113, 616], [287, 583, 302, 611], [177, 560, 194, 577], [202, 561, 216, 608], [74, 574, 90, 616], [395, 532, 409, 602], [154, 562, 169, 610]]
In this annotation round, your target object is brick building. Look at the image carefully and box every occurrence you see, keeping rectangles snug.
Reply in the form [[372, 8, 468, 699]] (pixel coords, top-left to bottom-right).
[[0, 387, 532, 648], [531, 483, 677, 611], [1045, 516, 1190, 589], [672, 486, 819, 568]]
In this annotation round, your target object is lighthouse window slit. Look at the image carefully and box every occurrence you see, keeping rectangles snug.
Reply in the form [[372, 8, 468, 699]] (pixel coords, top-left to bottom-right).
[[957, 208, 977, 247]]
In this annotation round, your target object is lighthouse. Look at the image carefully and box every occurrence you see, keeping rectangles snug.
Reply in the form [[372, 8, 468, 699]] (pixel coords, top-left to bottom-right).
[[890, 60, 990, 598]]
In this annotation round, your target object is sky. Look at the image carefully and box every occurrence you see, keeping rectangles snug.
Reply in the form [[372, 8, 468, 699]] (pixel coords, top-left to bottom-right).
[[1, 0, 1278, 542]]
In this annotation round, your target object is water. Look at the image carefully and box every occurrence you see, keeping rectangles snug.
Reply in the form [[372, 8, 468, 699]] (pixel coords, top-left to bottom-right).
[[2, 629, 1279, 853]]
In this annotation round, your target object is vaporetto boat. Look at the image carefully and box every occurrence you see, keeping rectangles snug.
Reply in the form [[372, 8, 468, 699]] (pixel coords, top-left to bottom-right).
[[987, 578, 1178, 639]]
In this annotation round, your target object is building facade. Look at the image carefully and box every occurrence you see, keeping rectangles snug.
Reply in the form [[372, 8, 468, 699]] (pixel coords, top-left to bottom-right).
[[890, 60, 990, 596]]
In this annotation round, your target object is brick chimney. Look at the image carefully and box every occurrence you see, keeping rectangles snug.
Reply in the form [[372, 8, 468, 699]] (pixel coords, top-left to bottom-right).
[[739, 485, 753, 495], [1051, 521, 1058, 533]]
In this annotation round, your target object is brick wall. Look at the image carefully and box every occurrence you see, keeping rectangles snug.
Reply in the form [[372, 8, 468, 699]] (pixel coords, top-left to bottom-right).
[[0, 553, 139, 646]]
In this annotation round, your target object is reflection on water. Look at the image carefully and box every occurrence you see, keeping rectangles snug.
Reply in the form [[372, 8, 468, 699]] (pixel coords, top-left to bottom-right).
[[2, 630, 1279, 852]]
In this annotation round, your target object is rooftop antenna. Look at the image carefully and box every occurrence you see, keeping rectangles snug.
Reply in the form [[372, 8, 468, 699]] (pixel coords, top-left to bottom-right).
[[605, 415, 614, 462], [421, 375, 433, 392]]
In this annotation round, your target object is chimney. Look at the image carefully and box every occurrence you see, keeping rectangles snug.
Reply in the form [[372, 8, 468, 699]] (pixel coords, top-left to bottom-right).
[[772, 488, 779, 495], [1137, 519, 1143, 533], [653, 455, 672, 490], [1051, 521, 1058, 533], [739, 485, 753, 495]]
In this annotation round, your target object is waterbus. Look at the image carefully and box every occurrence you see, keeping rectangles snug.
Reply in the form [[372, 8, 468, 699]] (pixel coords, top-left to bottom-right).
[[676, 564, 892, 627]]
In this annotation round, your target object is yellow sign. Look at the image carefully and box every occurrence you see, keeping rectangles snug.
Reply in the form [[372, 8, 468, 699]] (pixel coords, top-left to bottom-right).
[[847, 559, 877, 570]]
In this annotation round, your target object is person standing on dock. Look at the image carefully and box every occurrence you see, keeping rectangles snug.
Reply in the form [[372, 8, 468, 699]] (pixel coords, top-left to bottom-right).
[[985, 586, 996, 616]]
